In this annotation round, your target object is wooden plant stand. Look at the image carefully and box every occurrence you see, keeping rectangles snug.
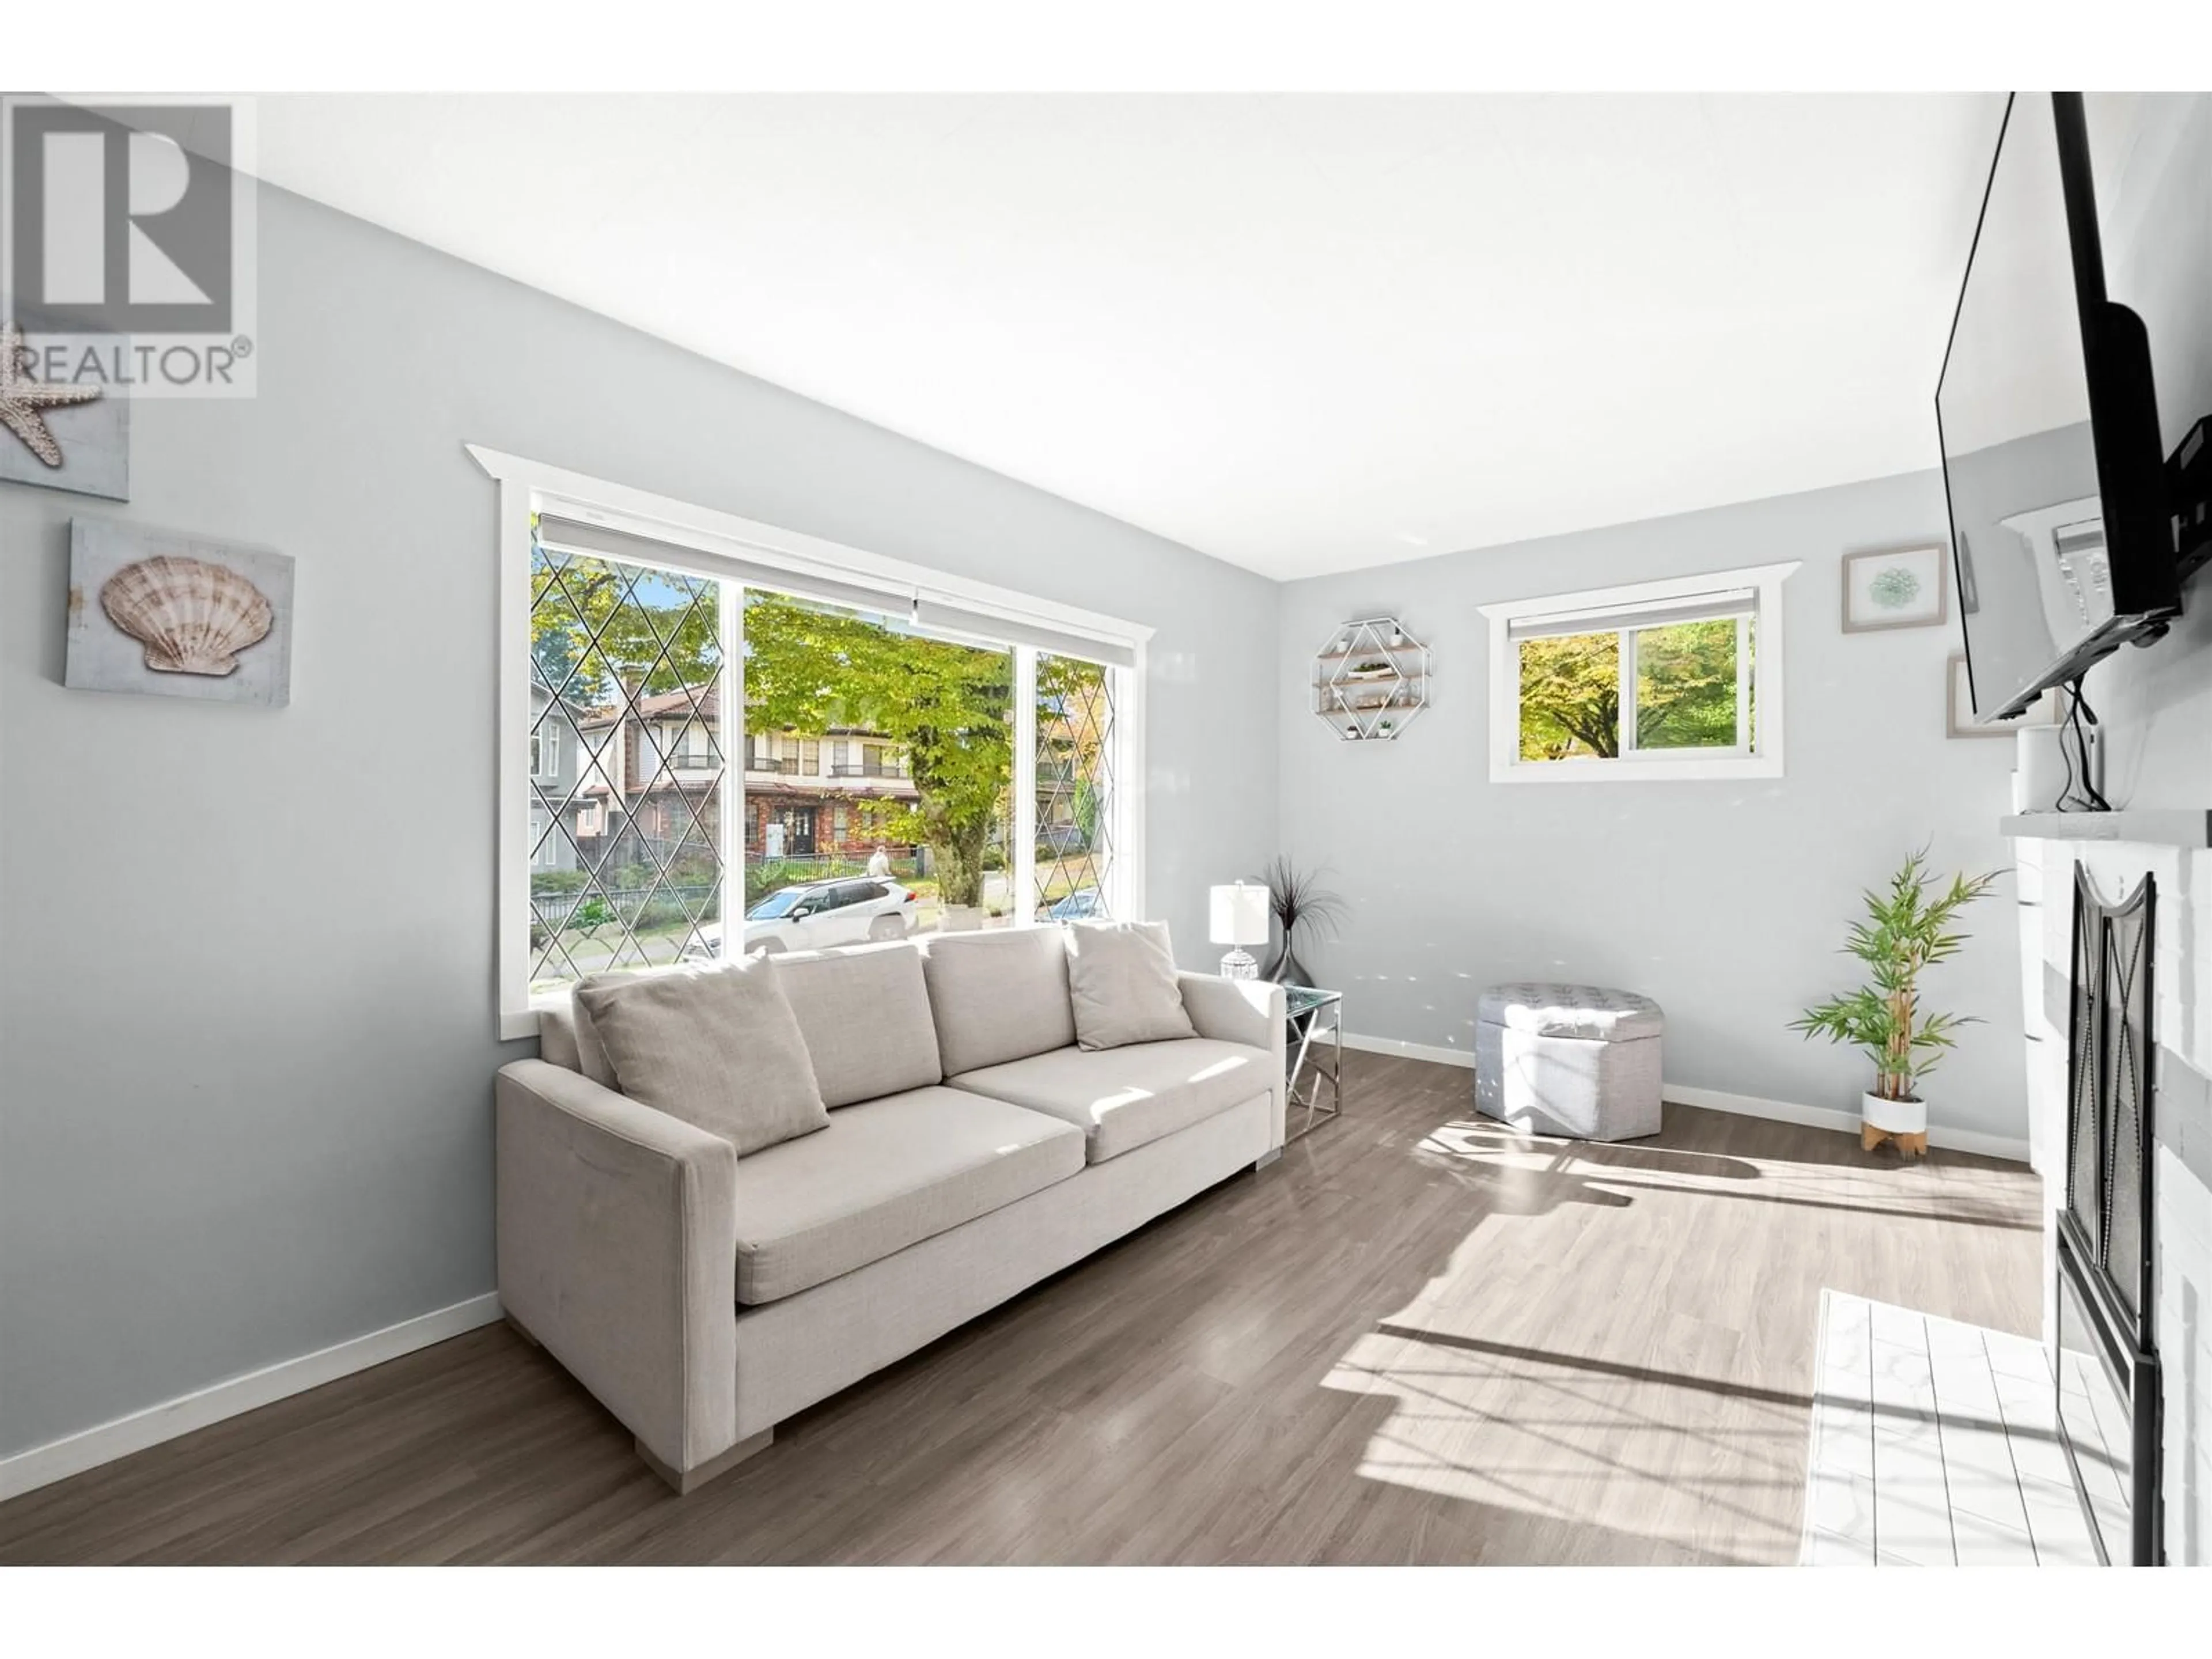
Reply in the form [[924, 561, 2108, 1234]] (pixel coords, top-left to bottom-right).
[[1861, 1122, 1929, 1157]]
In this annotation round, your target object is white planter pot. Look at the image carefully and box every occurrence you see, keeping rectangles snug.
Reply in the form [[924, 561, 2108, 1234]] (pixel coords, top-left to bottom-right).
[[937, 905, 984, 934], [1861, 1092, 1927, 1136]]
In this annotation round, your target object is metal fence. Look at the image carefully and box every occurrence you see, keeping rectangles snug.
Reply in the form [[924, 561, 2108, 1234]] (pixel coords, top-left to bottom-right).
[[529, 882, 719, 929]]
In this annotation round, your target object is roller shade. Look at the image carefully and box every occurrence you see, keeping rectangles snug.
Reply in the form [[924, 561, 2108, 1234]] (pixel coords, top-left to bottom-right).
[[913, 599, 1134, 668], [536, 516, 1135, 669], [536, 516, 906, 620], [1507, 586, 1756, 642]]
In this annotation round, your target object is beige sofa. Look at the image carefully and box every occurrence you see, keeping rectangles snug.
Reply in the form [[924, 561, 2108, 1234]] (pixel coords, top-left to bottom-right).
[[494, 926, 1286, 1491]]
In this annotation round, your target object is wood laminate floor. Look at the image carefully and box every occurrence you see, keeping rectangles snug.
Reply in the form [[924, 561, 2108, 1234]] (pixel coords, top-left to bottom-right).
[[0, 1054, 2044, 1565]]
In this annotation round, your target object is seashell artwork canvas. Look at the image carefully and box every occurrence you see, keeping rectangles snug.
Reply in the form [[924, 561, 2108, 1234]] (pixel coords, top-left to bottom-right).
[[0, 316, 130, 501], [65, 518, 293, 706]]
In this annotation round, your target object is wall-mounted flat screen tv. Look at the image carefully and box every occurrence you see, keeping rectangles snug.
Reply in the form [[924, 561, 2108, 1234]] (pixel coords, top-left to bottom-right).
[[1938, 92, 2179, 721]]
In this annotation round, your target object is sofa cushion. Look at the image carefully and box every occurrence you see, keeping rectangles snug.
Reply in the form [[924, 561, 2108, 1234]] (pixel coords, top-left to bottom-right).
[[536, 994, 609, 1085], [730, 1086, 1084, 1304], [771, 941, 943, 1107], [574, 958, 830, 1156], [541, 975, 665, 1088], [915, 927, 1077, 1075], [949, 1037, 1270, 1164], [541, 961, 704, 1087], [1064, 920, 1197, 1051]]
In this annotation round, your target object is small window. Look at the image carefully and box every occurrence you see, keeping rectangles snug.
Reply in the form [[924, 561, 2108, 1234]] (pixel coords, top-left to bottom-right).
[[1482, 562, 1797, 783], [528, 804, 552, 867]]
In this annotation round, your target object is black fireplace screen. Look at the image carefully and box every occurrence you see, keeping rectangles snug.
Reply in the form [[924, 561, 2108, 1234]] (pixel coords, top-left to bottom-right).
[[2066, 868, 2155, 1326], [2059, 863, 2161, 1565]]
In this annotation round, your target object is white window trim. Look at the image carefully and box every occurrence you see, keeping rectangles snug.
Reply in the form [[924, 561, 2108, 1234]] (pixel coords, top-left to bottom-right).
[[1479, 560, 1799, 785], [472, 445, 1153, 1040]]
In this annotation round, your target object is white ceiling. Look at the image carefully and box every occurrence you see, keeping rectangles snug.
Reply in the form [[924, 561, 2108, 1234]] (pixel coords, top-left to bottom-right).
[[249, 93, 2007, 580]]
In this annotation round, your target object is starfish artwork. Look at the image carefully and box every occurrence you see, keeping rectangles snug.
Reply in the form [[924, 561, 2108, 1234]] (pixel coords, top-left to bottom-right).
[[0, 321, 102, 468]]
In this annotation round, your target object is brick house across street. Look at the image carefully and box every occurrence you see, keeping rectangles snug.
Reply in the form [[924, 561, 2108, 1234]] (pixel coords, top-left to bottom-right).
[[531, 683, 920, 874]]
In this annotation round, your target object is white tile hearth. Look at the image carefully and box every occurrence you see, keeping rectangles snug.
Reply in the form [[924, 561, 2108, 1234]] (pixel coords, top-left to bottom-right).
[[1800, 1290, 2101, 1566]]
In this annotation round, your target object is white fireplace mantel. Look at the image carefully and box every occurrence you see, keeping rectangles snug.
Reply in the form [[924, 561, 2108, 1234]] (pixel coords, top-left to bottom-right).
[[2001, 809, 2212, 848]]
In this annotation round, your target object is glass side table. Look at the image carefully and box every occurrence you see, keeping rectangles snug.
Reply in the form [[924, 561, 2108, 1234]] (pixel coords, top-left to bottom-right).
[[1282, 984, 1343, 1140]]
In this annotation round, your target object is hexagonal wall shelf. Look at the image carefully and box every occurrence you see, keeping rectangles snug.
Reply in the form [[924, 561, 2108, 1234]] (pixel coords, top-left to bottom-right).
[[1313, 616, 1428, 741]]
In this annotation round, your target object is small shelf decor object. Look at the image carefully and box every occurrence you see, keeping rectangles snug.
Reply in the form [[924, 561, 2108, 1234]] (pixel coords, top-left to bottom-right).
[[1209, 881, 1270, 980], [1789, 848, 2001, 1156], [1841, 544, 1948, 632], [1312, 615, 1427, 740]]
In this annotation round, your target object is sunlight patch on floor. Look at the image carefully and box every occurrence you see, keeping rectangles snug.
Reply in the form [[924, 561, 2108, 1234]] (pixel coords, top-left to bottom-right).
[[1415, 1116, 2035, 1232], [1324, 1323, 1806, 1561]]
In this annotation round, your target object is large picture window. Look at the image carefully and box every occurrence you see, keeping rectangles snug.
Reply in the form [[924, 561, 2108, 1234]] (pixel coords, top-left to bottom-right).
[[1480, 562, 1797, 784], [481, 448, 1147, 1037], [742, 588, 1018, 937]]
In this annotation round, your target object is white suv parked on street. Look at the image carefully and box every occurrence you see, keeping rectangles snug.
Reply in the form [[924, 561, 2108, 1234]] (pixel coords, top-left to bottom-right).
[[686, 876, 916, 959]]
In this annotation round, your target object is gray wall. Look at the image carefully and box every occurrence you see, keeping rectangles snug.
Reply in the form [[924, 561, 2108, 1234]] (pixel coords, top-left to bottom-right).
[[1268, 92, 2212, 1145], [1277, 468, 2028, 1143], [0, 183, 1279, 1457]]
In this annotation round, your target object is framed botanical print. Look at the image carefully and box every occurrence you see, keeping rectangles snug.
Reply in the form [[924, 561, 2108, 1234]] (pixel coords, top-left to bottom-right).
[[1842, 544, 1948, 632]]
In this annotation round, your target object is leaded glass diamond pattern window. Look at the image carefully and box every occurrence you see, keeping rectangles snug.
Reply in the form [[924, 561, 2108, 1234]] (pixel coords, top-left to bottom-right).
[[495, 467, 1149, 1034], [528, 532, 727, 992], [1033, 653, 1116, 922]]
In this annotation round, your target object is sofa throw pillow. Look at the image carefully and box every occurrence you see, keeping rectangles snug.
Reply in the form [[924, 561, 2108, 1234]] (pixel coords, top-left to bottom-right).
[[573, 956, 830, 1156], [916, 928, 1077, 1074], [1064, 920, 1196, 1051], [772, 942, 944, 1107]]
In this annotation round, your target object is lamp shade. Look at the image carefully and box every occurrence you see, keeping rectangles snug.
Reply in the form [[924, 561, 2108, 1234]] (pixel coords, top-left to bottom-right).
[[1209, 882, 1270, 947]]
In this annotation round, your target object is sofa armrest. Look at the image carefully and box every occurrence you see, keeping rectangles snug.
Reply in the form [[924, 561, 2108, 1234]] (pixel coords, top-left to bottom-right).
[[495, 1058, 738, 1474], [1177, 973, 1288, 1149]]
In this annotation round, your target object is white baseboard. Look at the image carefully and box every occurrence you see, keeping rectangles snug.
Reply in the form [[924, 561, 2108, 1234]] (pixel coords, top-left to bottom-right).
[[1342, 1033, 2032, 1165], [1341, 1031, 1476, 1069], [1672, 1084, 2031, 1163], [0, 1291, 503, 1504], [1661, 1083, 1862, 1138]]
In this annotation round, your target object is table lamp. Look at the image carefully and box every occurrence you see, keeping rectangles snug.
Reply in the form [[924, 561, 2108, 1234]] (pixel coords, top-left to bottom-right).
[[1209, 881, 1270, 980]]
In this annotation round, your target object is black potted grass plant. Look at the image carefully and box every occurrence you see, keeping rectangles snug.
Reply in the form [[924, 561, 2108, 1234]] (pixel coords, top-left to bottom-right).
[[1260, 855, 1346, 987]]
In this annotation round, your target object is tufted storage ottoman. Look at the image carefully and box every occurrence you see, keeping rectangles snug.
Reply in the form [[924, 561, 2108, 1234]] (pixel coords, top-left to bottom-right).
[[1474, 983, 1664, 1142]]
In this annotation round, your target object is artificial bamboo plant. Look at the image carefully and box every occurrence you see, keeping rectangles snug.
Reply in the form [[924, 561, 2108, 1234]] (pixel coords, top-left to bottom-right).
[[1790, 849, 2002, 1102]]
